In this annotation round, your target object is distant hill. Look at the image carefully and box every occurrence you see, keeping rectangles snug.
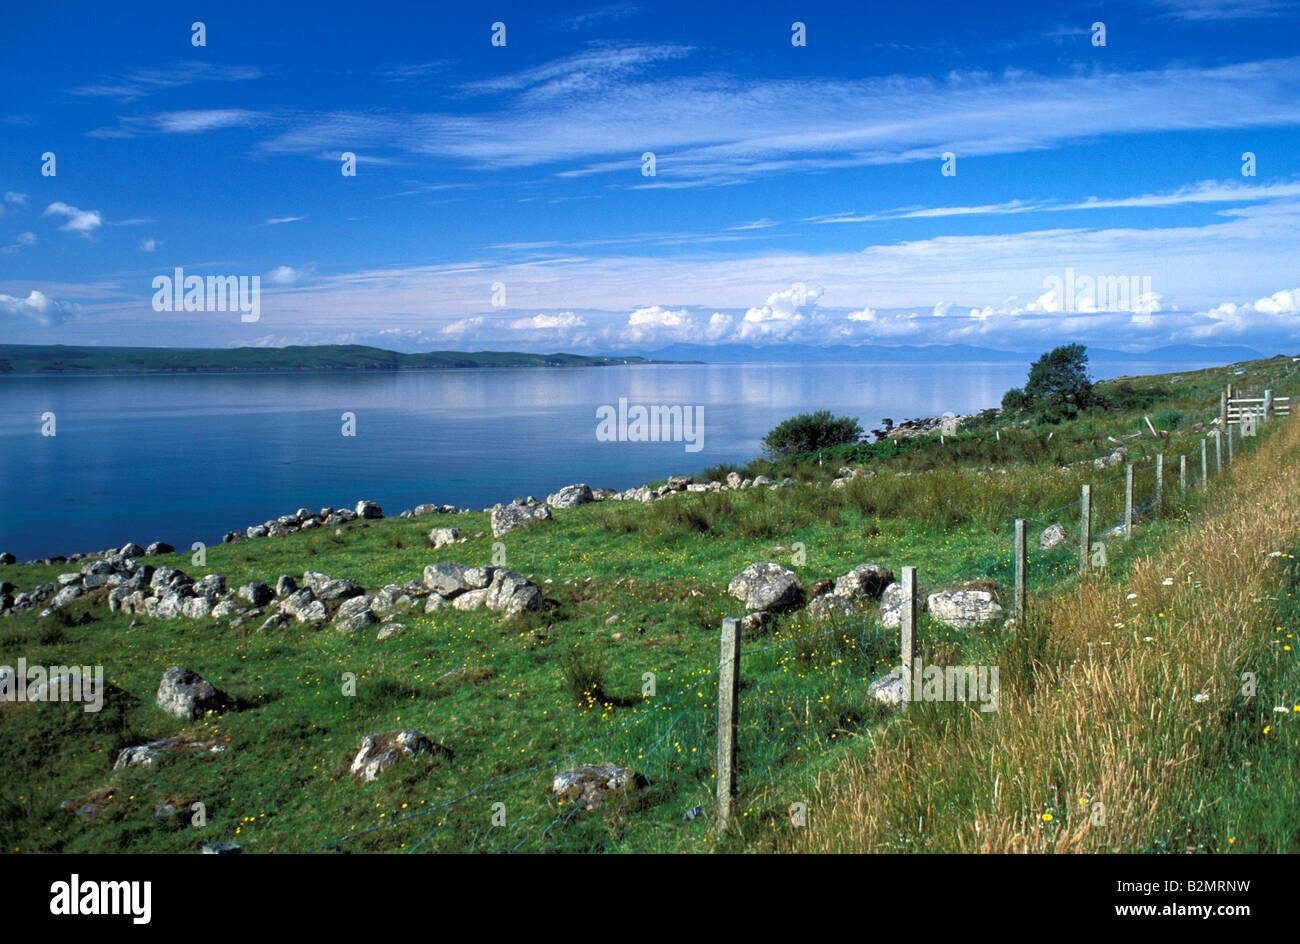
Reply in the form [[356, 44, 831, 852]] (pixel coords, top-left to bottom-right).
[[0, 344, 671, 374], [639, 342, 1267, 365]]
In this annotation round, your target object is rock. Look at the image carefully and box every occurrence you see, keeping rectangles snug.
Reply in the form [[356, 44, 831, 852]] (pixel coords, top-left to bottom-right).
[[202, 842, 241, 855], [878, 581, 927, 628], [192, 574, 226, 598], [867, 670, 907, 708], [335, 595, 377, 633], [275, 574, 297, 597], [752, 474, 773, 487], [807, 593, 857, 622], [113, 737, 222, 769], [280, 589, 326, 623], [211, 599, 240, 619], [0, 553, 14, 565], [238, 582, 274, 606], [463, 566, 496, 589], [350, 730, 435, 782], [259, 612, 290, 632], [314, 578, 364, 602], [181, 596, 213, 619], [725, 472, 743, 488], [423, 562, 471, 597], [483, 569, 542, 616], [552, 763, 648, 811], [833, 563, 894, 600], [355, 500, 383, 519], [491, 502, 552, 537], [145, 542, 174, 556], [727, 562, 800, 612], [49, 585, 83, 609], [547, 483, 594, 508], [926, 589, 1004, 629], [452, 588, 491, 611], [740, 611, 771, 633], [429, 527, 460, 548], [120, 542, 145, 557], [156, 666, 224, 720], [1039, 524, 1068, 549], [666, 475, 693, 490], [376, 624, 403, 640]]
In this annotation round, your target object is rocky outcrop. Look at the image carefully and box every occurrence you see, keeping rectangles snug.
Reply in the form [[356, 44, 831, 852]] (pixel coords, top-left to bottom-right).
[[926, 588, 1004, 629], [113, 737, 224, 769], [421, 563, 542, 616], [490, 501, 552, 537], [156, 666, 224, 720], [546, 483, 594, 508], [429, 527, 460, 548], [878, 581, 925, 628], [1039, 524, 1068, 549], [350, 729, 439, 782], [551, 763, 648, 810], [727, 562, 800, 613]]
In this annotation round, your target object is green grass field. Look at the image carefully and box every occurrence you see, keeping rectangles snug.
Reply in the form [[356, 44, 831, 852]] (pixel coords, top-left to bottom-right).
[[2, 354, 1296, 853]]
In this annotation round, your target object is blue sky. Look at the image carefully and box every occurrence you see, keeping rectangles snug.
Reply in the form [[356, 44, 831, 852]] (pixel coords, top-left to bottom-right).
[[2, 0, 1299, 353]]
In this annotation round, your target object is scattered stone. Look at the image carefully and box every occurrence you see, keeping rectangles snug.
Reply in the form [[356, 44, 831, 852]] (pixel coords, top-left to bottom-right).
[[145, 542, 174, 556], [926, 589, 1004, 629], [833, 563, 894, 600], [429, 527, 460, 548], [335, 595, 377, 633], [551, 763, 648, 811], [156, 666, 224, 720], [355, 500, 383, 519], [867, 670, 907, 708], [727, 562, 800, 612], [491, 502, 552, 537], [202, 842, 241, 854], [1039, 524, 1068, 549], [547, 483, 594, 508], [350, 729, 437, 782], [238, 582, 274, 607], [275, 574, 297, 597]]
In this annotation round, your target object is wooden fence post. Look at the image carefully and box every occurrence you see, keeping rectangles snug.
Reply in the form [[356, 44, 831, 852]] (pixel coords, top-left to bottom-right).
[[1214, 429, 1222, 476], [1227, 422, 1233, 464], [1180, 454, 1187, 493], [1155, 453, 1164, 509], [1079, 485, 1091, 575], [716, 617, 740, 829], [1220, 391, 1228, 429], [1124, 463, 1133, 539], [1013, 520, 1026, 630], [1264, 389, 1274, 422], [900, 566, 918, 709], [1201, 438, 1208, 490]]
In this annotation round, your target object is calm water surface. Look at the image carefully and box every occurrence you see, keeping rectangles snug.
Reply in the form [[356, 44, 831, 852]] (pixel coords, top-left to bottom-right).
[[0, 358, 1202, 559]]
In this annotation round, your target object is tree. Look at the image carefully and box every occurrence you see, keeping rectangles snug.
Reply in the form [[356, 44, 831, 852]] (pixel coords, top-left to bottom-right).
[[761, 410, 863, 457], [1021, 343, 1094, 418]]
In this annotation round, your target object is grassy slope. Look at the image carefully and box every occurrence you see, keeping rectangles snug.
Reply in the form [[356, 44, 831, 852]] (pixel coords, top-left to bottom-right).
[[0, 355, 1296, 853], [0, 344, 660, 374]]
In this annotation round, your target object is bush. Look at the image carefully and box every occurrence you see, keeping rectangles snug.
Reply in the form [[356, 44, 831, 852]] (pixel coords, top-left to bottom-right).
[[762, 410, 863, 458], [1001, 387, 1033, 412], [1151, 409, 1183, 430]]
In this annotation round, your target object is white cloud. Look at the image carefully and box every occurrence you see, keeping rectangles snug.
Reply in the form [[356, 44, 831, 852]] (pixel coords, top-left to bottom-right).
[[140, 238, 158, 252], [253, 54, 1300, 186], [0, 290, 79, 325], [1254, 288, 1300, 314], [266, 216, 303, 225], [43, 202, 102, 236], [846, 307, 876, 322], [440, 316, 484, 337], [267, 265, 307, 284], [510, 312, 587, 331]]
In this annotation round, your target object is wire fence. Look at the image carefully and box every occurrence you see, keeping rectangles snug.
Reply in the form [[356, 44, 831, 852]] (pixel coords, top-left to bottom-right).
[[293, 394, 1285, 854]]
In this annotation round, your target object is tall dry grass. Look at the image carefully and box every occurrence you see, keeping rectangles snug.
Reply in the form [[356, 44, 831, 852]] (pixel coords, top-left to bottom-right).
[[782, 416, 1300, 853]]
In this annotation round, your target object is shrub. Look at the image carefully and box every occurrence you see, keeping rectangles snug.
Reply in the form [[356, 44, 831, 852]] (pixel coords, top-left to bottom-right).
[[762, 410, 863, 458]]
